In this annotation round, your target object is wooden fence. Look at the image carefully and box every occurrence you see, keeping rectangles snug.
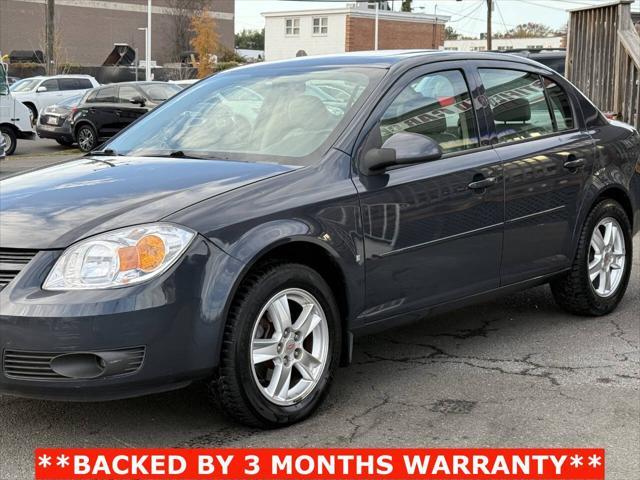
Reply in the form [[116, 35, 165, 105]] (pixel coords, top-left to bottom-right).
[[566, 0, 640, 129]]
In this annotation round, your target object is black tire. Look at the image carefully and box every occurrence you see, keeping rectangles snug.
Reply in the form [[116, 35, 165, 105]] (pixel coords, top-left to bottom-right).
[[56, 138, 74, 147], [213, 262, 341, 428], [0, 126, 17, 156], [551, 199, 633, 316], [76, 124, 97, 152]]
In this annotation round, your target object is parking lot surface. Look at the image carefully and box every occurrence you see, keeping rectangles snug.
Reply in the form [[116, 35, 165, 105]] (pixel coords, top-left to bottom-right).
[[0, 146, 639, 479]]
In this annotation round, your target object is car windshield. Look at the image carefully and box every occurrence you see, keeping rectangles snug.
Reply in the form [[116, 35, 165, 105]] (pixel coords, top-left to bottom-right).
[[139, 83, 181, 101], [105, 66, 382, 165], [10, 78, 41, 92]]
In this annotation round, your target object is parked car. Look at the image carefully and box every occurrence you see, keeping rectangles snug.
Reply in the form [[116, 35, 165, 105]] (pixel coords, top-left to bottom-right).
[[10, 74, 99, 122], [501, 48, 566, 75], [0, 62, 35, 155], [36, 94, 83, 146], [169, 78, 199, 89], [0, 52, 638, 428], [71, 81, 181, 152]]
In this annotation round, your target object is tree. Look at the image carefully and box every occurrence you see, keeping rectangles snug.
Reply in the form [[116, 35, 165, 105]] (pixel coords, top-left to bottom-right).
[[190, 7, 219, 78], [401, 0, 412, 12], [504, 22, 555, 38], [166, 0, 206, 62], [444, 26, 460, 40], [235, 29, 264, 50]]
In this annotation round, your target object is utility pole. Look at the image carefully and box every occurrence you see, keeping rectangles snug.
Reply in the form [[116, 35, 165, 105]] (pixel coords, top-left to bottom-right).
[[46, 0, 55, 75], [146, 0, 152, 81], [486, 0, 493, 51]]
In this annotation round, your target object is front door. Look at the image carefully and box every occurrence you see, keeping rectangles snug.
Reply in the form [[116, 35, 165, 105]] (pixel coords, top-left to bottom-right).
[[115, 85, 148, 130], [353, 63, 504, 325], [476, 66, 595, 285]]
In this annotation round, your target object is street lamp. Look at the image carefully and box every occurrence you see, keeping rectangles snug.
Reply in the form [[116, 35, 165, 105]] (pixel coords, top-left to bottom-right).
[[137, 27, 149, 80]]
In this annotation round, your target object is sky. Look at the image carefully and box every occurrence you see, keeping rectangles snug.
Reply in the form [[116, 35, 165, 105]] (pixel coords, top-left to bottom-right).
[[234, 0, 640, 37]]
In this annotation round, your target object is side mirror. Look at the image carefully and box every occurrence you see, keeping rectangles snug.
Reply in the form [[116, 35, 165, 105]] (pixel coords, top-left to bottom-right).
[[129, 96, 146, 106], [36, 86, 47, 93], [362, 132, 443, 175]]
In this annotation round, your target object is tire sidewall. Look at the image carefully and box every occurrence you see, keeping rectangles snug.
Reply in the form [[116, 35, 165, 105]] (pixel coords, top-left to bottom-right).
[[579, 200, 633, 314], [231, 265, 341, 426], [0, 127, 17, 155]]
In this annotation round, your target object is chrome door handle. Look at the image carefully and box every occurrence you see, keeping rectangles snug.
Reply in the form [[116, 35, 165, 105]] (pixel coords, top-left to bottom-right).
[[563, 158, 585, 170], [468, 176, 498, 190]]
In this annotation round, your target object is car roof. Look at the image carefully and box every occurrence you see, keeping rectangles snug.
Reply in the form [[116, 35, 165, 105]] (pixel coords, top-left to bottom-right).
[[232, 49, 554, 73]]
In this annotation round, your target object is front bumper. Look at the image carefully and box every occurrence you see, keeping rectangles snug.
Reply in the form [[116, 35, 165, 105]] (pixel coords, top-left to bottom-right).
[[0, 236, 243, 401]]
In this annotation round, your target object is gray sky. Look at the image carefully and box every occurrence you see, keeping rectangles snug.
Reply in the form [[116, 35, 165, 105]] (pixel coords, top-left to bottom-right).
[[235, 0, 640, 37]]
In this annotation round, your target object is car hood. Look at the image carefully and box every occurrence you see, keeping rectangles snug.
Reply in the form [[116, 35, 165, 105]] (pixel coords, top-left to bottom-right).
[[0, 156, 294, 249]]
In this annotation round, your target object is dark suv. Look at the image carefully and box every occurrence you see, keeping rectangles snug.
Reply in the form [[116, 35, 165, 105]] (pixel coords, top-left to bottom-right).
[[71, 81, 181, 151]]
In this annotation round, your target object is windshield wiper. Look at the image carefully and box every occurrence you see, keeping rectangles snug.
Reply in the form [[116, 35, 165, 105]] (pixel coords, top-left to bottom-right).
[[148, 150, 225, 160], [90, 148, 122, 156]]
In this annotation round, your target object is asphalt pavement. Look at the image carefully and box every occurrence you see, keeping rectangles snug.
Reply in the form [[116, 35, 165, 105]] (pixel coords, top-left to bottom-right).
[[0, 140, 638, 479]]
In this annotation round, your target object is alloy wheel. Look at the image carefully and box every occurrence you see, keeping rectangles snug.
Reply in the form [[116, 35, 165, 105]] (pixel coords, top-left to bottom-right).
[[588, 217, 626, 297], [78, 128, 94, 151], [1, 131, 12, 155], [250, 288, 329, 406]]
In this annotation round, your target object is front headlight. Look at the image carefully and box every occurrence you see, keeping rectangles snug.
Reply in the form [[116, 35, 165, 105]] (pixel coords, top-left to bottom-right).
[[43, 223, 195, 291]]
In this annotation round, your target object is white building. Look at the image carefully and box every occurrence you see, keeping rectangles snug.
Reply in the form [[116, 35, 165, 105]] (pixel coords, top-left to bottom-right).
[[444, 36, 564, 52], [262, 4, 449, 62]]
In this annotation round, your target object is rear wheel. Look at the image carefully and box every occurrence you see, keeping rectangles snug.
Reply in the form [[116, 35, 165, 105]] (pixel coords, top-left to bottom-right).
[[551, 199, 632, 316], [0, 126, 17, 156], [76, 125, 97, 152], [213, 263, 341, 428]]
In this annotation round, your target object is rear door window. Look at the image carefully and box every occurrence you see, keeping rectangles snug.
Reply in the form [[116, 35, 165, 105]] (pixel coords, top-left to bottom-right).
[[479, 69, 554, 144], [95, 86, 116, 103], [59, 78, 84, 90]]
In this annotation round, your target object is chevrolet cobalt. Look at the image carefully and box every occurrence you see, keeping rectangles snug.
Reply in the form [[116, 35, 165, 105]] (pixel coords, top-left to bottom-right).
[[1, 51, 638, 427]]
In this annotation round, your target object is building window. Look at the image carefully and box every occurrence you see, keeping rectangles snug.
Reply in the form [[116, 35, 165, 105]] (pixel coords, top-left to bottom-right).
[[285, 18, 300, 36], [313, 17, 328, 35]]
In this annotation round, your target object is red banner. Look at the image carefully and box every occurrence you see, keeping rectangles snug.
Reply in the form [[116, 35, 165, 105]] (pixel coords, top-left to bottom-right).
[[34, 448, 605, 480]]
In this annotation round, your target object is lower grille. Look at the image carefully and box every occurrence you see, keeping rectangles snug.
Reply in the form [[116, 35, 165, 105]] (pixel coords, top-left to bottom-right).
[[0, 248, 39, 291], [3, 347, 146, 381]]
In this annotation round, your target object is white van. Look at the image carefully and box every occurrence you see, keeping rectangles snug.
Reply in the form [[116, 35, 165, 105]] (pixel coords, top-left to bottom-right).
[[0, 63, 36, 155]]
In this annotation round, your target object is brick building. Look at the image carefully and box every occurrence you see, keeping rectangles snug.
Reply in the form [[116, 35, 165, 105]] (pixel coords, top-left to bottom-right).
[[0, 0, 234, 66], [263, 5, 449, 62]]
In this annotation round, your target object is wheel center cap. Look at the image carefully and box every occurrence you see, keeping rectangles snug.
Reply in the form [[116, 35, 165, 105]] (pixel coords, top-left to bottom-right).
[[285, 340, 296, 352]]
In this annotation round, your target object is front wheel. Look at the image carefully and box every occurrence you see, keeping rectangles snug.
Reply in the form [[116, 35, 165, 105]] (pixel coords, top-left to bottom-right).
[[551, 199, 632, 316], [213, 263, 341, 428], [76, 125, 97, 152]]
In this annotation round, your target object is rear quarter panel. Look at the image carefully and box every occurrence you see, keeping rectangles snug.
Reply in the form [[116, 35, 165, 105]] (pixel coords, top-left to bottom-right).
[[579, 120, 640, 238]]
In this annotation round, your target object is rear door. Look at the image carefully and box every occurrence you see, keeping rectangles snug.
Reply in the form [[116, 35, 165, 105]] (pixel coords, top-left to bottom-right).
[[58, 78, 88, 99], [92, 86, 120, 138], [353, 61, 504, 323], [476, 64, 595, 284]]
